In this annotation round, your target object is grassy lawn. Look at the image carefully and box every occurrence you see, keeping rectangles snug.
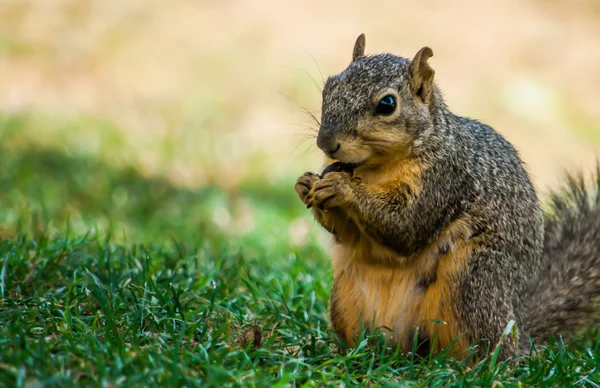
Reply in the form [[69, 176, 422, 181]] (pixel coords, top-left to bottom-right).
[[2, 1, 600, 386], [1, 113, 599, 387]]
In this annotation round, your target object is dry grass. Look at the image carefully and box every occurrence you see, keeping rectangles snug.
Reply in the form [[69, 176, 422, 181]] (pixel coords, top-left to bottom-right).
[[2, 0, 600, 190]]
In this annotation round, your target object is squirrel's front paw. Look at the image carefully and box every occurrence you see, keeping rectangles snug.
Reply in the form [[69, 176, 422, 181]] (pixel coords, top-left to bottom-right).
[[295, 172, 320, 206], [307, 172, 354, 210]]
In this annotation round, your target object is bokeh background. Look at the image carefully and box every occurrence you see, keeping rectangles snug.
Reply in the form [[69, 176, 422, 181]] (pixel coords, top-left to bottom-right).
[[2, 0, 600, 249]]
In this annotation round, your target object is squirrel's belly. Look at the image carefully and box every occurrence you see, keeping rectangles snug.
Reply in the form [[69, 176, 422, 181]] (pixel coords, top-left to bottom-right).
[[330, 243, 425, 348], [330, 240, 472, 354], [358, 265, 423, 340]]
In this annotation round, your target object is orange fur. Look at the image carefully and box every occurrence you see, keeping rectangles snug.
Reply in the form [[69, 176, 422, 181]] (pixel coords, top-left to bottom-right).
[[312, 207, 360, 244], [330, 213, 472, 357], [353, 154, 424, 196], [417, 239, 471, 355]]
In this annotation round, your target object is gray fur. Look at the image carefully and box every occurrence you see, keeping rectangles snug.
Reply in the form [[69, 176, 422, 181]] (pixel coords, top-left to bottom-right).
[[523, 167, 600, 345]]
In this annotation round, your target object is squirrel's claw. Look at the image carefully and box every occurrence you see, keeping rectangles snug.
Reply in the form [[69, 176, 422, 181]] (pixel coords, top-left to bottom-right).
[[295, 172, 320, 207], [309, 171, 353, 210]]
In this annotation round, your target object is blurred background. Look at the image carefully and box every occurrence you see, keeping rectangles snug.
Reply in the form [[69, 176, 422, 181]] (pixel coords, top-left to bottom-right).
[[1, 0, 600, 249]]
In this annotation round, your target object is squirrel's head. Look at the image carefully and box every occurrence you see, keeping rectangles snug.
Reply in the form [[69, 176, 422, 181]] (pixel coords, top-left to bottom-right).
[[317, 33, 439, 167]]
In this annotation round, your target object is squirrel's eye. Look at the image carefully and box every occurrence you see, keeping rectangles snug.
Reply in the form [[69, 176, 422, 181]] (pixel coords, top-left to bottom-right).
[[375, 95, 397, 116]]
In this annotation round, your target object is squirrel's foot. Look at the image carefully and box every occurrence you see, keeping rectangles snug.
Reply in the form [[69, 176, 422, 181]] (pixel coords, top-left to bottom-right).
[[295, 172, 320, 206], [306, 171, 355, 210]]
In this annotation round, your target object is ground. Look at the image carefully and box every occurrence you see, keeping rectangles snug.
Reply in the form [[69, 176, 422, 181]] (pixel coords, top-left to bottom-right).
[[1, 0, 600, 386]]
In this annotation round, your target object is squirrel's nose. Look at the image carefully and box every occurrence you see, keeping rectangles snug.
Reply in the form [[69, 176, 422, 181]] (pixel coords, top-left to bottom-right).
[[320, 141, 341, 156], [317, 132, 341, 155]]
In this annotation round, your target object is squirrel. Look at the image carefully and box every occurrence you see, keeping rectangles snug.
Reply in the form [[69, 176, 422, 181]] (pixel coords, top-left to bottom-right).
[[294, 33, 600, 361]]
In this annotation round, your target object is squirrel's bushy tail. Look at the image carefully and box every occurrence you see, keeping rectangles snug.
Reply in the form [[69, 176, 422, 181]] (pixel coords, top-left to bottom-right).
[[523, 164, 600, 344]]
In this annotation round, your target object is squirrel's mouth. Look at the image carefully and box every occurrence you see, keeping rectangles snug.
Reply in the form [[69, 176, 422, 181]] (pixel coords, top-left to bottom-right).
[[320, 161, 361, 178]]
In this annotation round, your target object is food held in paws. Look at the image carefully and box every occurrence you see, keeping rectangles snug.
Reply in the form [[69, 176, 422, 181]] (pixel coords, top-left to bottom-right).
[[320, 162, 355, 178]]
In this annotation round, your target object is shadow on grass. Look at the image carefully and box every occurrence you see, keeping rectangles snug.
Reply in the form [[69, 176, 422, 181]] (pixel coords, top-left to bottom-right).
[[0, 143, 310, 248], [0, 146, 335, 386]]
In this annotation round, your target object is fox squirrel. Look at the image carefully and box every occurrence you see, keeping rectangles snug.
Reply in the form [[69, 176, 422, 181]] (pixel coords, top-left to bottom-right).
[[294, 33, 600, 360]]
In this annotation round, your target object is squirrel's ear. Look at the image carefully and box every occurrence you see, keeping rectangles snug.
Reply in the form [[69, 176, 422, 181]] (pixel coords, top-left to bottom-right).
[[409, 46, 435, 103], [352, 33, 366, 62]]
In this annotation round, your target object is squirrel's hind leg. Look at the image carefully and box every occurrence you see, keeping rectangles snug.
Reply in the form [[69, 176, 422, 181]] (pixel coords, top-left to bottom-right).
[[456, 249, 525, 360]]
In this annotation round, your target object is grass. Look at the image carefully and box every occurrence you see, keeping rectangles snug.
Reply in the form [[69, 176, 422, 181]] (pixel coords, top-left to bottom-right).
[[2, 1, 600, 386], [1, 115, 600, 387]]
